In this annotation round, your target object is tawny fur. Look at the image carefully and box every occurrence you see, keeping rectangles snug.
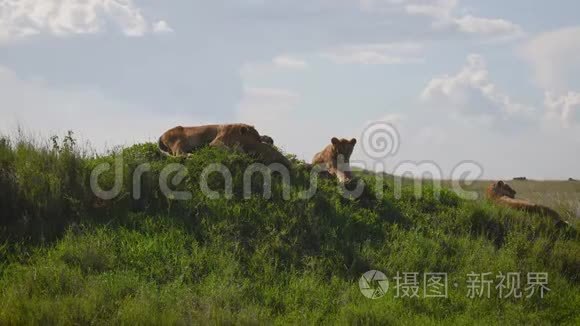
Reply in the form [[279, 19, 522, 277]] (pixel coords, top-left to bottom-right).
[[158, 124, 289, 167], [158, 124, 221, 156], [236, 141, 291, 167], [486, 181, 568, 227], [312, 137, 357, 183]]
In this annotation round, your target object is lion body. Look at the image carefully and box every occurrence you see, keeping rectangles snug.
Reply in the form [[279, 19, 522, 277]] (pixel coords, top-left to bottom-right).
[[158, 124, 221, 156], [486, 181, 567, 227], [236, 141, 291, 167], [312, 137, 357, 183], [158, 123, 290, 167]]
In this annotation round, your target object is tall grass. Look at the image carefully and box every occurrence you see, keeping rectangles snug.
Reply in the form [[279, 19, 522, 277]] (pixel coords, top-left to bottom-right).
[[0, 133, 579, 324]]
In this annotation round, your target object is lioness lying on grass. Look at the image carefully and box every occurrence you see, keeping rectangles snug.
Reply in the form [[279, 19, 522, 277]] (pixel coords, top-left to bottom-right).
[[486, 180, 569, 227], [158, 124, 290, 167]]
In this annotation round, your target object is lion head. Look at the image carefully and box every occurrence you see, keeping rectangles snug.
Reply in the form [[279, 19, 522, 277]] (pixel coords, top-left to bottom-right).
[[239, 124, 262, 142], [331, 137, 356, 162], [260, 135, 274, 146], [331, 137, 357, 182], [216, 124, 262, 145], [488, 180, 517, 199]]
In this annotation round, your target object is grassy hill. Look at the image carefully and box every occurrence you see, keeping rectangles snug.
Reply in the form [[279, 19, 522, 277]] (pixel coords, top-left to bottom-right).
[[448, 179, 580, 222], [0, 134, 579, 324]]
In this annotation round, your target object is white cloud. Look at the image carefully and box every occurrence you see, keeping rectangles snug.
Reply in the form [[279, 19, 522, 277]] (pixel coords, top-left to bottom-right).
[[544, 91, 580, 128], [521, 27, 580, 131], [0, 0, 166, 44], [394, 0, 524, 40], [405, 0, 456, 22], [521, 26, 580, 92], [359, 0, 408, 12], [421, 54, 534, 126], [321, 42, 424, 65], [152, 20, 173, 34], [360, 0, 523, 41], [380, 113, 406, 124], [240, 55, 307, 77], [272, 55, 307, 69], [0, 65, 201, 150], [453, 15, 523, 39]]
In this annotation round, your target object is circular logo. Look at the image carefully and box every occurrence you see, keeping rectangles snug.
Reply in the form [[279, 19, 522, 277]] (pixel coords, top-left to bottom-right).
[[359, 270, 389, 299], [361, 121, 400, 159]]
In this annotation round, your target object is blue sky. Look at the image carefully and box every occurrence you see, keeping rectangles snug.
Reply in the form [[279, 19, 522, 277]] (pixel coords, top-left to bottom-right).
[[1, 0, 579, 179]]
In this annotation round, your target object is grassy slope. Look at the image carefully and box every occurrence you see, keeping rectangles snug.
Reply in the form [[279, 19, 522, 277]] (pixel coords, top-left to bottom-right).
[[0, 137, 579, 325], [454, 179, 580, 222]]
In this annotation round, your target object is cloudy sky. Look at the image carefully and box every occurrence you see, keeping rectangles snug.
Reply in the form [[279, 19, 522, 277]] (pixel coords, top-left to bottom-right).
[[1, 0, 579, 179]]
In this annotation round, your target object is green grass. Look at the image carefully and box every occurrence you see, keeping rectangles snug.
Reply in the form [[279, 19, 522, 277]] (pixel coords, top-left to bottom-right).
[[450, 179, 580, 222], [0, 133, 579, 324]]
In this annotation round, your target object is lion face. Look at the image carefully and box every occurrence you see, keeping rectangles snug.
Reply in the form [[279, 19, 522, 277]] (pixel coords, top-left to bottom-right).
[[330, 137, 357, 182], [331, 137, 357, 162], [491, 180, 516, 198], [239, 125, 262, 142], [260, 135, 274, 146]]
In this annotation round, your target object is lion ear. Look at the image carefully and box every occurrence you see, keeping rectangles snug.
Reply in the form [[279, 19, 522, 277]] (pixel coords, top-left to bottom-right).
[[350, 138, 357, 145], [331, 137, 340, 145], [497, 180, 504, 186]]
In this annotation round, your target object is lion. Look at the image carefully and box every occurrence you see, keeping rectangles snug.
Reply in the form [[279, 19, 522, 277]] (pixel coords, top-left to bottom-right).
[[486, 181, 568, 227], [158, 124, 251, 156], [260, 135, 274, 146], [158, 124, 290, 167], [312, 137, 357, 183], [232, 140, 291, 167]]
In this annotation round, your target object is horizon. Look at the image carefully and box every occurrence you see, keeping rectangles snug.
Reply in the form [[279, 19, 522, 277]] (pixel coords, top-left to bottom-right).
[[1, 125, 577, 182], [1, 0, 579, 179]]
